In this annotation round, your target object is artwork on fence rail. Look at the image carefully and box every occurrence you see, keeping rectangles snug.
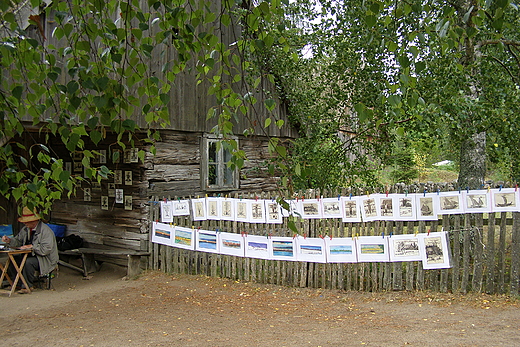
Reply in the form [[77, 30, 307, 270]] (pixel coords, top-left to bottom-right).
[[295, 236, 327, 263], [219, 232, 245, 257], [159, 189, 520, 224], [152, 223, 452, 267], [418, 231, 452, 269], [264, 200, 283, 224], [356, 236, 390, 262], [271, 237, 297, 261], [325, 237, 357, 263], [196, 230, 219, 253], [388, 234, 422, 262], [160, 201, 173, 223], [244, 234, 271, 260], [321, 198, 343, 219]]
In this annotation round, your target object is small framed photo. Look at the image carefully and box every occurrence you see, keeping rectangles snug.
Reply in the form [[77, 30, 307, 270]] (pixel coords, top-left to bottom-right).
[[124, 195, 133, 210], [356, 236, 389, 262], [124, 171, 132, 186], [295, 236, 327, 263], [83, 188, 91, 202], [108, 183, 116, 197], [321, 198, 342, 219], [264, 200, 283, 224], [360, 195, 380, 222], [115, 189, 124, 204], [219, 232, 245, 257], [491, 188, 520, 212], [462, 190, 492, 213], [438, 191, 463, 215], [151, 222, 174, 246], [101, 196, 109, 210], [418, 231, 452, 269], [325, 237, 358, 263], [299, 199, 323, 219], [341, 196, 361, 223], [388, 234, 421, 262], [249, 200, 266, 223], [220, 198, 235, 221], [195, 230, 220, 254], [161, 201, 173, 223], [99, 149, 107, 164], [206, 197, 221, 220], [114, 170, 123, 185], [191, 198, 207, 221]]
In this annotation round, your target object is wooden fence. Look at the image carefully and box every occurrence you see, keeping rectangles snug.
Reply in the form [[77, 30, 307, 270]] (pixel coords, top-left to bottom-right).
[[146, 192, 520, 295]]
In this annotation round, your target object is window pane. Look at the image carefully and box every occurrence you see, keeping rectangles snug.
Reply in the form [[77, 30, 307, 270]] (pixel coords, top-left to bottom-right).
[[223, 165, 233, 185], [208, 164, 217, 185], [209, 142, 217, 162]]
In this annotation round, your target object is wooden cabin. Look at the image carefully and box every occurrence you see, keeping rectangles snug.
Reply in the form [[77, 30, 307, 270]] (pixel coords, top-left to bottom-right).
[[0, 1, 298, 268]]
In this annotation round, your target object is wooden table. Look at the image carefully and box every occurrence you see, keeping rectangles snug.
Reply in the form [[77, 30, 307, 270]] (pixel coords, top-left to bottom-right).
[[0, 249, 32, 297]]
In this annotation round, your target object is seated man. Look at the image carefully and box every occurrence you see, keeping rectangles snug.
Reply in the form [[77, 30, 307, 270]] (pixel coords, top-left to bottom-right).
[[1, 207, 58, 294]]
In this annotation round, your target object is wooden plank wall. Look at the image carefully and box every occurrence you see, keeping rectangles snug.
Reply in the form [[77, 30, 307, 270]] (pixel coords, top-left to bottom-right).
[[148, 190, 520, 295]]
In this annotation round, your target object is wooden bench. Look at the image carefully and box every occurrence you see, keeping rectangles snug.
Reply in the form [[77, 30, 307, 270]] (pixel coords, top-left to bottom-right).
[[58, 248, 150, 279]]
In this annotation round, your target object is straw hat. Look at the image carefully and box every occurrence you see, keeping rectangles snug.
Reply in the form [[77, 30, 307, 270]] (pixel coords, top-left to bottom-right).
[[18, 206, 41, 223]]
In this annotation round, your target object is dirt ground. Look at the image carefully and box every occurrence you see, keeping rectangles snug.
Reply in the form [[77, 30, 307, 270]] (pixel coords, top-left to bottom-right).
[[1, 263, 519, 347]]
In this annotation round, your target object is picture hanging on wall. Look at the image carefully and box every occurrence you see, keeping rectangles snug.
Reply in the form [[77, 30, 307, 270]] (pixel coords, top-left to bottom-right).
[[325, 237, 358, 263], [220, 198, 235, 221], [492, 188, 519, 212], [388, 234, 422, 262], [396, 195, 416, 221], [462, 190, 492, 213], [249, 200, 266, 223], [206, 197, 221, 220], [191, 198, 207, 221], [265, 200, 283, 224], [300, 199, 323, 219], [244, 234, 271, 260], [271, 236, 297, 261], [65, 162, 72, 173], [219, 232, 245, 257], [101, 196, 109, 210], [114, 170, 123, 185], [196, 230, 219, 254], [377, 194, 398, 220], [161, 200, 173, 223], [173, 226, 194, 250], [280, 199, 302, 218], [235, 199, 250, 222], [437, 191, 464, 215], [418, 231, 452, 269], [83, 188, 91, 202], [99, 149, 107, 164], [151, 222, 173, 246], [124, 171, 133, 186], [115, 189, 124, 204], [415, 193, 439, 221], [341, 196, 361, 223], [356, 236, 389, 262], [173, 200, 190, 216], [124, 195, 132, 210], [360, 195, 379, 222], [295, 236, 327, 263], [321, 198, 343, 219]]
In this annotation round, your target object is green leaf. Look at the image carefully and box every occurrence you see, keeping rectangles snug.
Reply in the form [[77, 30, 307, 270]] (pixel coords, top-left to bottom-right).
[[12, 85, 23, 101]]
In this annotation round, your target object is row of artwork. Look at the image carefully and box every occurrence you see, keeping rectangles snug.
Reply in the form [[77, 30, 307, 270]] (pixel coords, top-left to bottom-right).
[[160, 188, 520, 224], [152, 222, 452, 269]]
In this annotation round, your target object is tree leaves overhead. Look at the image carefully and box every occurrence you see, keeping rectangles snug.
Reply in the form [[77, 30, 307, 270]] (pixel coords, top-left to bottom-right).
[[0, 0, 290, 212]]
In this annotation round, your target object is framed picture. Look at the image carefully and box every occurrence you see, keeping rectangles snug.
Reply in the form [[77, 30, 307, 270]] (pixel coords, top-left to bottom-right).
[[356, 236, 389, 262], [191, 198, 207, 221], [124, 195, 133, 210], [234, 199, 250, 222], [418, 231, 452, 269], [388, 234, 422, 262], [99, 149, 107, 164], [101, 196, 109, 210], [124, 171, 133, 186], [437, 191, 463, 215], [280, 199, 302, 218], [321, 198, 343, 219], [173, 200, 190, 216], [264, 200, 283, 224], [325, 237, 357, 263], [299, 199, 323, 219], [195, 229, 219, 254], [249, 200, 266, 223], [396, 195, 416, 221], [114, 170, 123, 185], [219, 232, 245, 257], [244, 234, 271, 260], [115, 189, 124, 204], [295, 236, 326, 263], [270, 236, 297, 261], [341, 196, 361, 223], [206, 197, 221, 220], [360, 195, 380, 222], [462, 189, 492, 213], [151, 222, 173, 246], [160, 201, 173, 223], [108, 182, 116, 197], [491, 188, 520, 212], [172, 226, 194, 250], [220, 198, 235, 221], [415, 193, 439, 221], [377, 194, 398, 220]]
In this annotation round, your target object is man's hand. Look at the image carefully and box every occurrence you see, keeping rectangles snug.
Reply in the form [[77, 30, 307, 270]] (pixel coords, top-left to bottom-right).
[[1, 235, 10, 243], [20, 245, 33, 250]]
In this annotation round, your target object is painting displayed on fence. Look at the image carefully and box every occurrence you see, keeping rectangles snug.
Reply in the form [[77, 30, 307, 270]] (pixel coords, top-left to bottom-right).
[[152, 223, 451, 268]]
